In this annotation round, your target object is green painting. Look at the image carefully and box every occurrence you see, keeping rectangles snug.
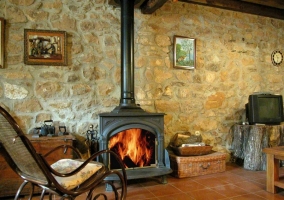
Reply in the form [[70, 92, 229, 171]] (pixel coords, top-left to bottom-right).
[[174, 36, 195, 69]]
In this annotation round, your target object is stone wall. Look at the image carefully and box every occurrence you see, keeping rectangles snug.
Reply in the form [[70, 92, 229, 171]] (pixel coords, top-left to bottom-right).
[[0, 0, 283, 154]]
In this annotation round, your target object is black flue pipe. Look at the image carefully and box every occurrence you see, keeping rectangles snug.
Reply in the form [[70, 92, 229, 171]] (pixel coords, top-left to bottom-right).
[[120, 0, 135, 106], [113, 0, 145, 112]]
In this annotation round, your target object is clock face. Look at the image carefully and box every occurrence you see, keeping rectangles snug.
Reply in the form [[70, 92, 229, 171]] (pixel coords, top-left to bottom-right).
[[271, 50, 283, 66]]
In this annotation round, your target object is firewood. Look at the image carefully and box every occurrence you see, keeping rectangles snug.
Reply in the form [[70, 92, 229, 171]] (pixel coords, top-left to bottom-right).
[[171, 132, 202, 147]]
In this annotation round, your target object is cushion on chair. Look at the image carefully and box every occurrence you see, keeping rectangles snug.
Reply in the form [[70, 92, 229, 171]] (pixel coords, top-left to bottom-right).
[[51, 159, 103, 190]]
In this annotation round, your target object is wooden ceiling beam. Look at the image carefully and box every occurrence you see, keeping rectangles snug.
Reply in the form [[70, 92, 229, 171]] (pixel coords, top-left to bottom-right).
[[108, 0, 147, 8], [240, 0, 284, 9], [108, 0, 169, 14], [178, 0, 284, 20], [140, 0, 169, 14], [108, 0, 284, 20]]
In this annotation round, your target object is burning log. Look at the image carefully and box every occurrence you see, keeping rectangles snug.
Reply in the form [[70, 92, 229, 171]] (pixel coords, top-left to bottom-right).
[[109, 128, 155, 168]]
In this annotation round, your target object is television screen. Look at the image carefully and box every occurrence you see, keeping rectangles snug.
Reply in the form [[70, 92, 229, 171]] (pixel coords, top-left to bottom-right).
[[247, 94, 283, 125], [258, 97, 281, 119]]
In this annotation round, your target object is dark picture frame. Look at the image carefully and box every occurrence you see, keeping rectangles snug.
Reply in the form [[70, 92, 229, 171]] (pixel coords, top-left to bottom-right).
[[0, 18, 4, 68], [24, 29, 67, 66], [174, 35, 196, 69]]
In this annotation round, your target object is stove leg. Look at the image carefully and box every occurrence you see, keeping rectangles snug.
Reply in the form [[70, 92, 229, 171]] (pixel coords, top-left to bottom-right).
[[105, 181, 121, 192], [105, 182, 113, 191], [150, 175, 168, 184], [161, 175, 167, 184]]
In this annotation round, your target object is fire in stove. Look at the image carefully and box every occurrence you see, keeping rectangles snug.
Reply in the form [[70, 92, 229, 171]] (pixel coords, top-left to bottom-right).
[[109, 129, 156, 169]]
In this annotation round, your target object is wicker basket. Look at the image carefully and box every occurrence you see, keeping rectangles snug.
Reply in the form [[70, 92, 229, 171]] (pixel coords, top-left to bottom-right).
[[171, 145, 213, 156], [169, 152, 226, 178]]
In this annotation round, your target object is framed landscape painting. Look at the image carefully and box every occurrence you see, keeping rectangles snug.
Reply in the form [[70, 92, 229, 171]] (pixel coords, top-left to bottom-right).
[[174, 35, 196, 69], [24, 29, 67, 66]]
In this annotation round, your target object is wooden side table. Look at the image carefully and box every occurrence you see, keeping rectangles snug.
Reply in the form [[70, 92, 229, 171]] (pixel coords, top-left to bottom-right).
[[262, 146, 284, 193], [27, 134, 75, 164], [0, 134, 75, 197]]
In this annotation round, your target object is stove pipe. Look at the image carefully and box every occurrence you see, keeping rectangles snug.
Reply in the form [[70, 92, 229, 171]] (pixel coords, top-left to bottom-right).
[[112, 0, 145, 113]]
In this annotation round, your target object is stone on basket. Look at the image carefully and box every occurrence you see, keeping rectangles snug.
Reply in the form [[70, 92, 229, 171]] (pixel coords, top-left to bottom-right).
[[170, 132, 212, 156]]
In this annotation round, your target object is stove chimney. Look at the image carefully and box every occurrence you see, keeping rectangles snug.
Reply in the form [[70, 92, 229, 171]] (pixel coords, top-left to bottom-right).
[[112, 0, 145, 113]]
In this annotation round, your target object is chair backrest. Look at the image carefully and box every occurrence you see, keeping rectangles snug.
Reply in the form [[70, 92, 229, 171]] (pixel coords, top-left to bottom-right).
[[0, 106, 48, 184]]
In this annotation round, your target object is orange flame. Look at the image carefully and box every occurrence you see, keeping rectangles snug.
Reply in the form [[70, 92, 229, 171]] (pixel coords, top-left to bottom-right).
[[109, 129, 154, 168]]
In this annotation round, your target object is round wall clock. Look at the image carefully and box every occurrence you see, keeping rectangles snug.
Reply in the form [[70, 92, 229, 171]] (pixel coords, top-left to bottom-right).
[[271, 50, 283, 66]]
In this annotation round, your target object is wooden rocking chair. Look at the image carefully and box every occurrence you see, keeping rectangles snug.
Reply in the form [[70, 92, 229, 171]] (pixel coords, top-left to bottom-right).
[[0, 106, 127, 200]]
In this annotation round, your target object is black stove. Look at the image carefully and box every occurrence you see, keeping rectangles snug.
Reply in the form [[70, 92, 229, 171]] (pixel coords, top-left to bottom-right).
[[98, 0, 172, 183]]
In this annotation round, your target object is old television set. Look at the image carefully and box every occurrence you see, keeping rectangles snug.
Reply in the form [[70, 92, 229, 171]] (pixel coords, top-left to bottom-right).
[[246, 93, 284, 125]]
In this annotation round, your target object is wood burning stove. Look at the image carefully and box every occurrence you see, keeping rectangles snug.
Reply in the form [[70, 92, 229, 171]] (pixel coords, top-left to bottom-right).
[[98, 0, 172, 182], [99, 112, 172, 181]]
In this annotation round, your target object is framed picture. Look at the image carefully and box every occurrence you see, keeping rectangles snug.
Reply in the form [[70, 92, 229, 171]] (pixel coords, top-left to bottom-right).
[[174, 35, 196, 69], [24, 29, 67, 66], [0, 18, 4, 68]]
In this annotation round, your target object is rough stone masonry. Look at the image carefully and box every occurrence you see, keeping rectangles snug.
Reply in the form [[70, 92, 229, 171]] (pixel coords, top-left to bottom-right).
[[0, 0, 283, 159]]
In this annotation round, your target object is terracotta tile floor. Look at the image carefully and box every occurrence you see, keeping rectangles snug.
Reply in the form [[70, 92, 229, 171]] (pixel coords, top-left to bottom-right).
[[4, 163, 284, 200]]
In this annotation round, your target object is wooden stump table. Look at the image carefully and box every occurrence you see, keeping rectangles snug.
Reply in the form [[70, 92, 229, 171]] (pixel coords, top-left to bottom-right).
[[262, 146, 284, 193], [230, 124, 284, 170]]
